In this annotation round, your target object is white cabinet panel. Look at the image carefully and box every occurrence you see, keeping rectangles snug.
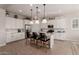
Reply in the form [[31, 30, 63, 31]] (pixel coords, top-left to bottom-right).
[[54, 33, 65, 40], [24, 20, 30, 24], [6, 17, 24, 29], [6, 19, 11, 29], [54, 19, 66, 28], [0, 9, 5, 17], [6, 32, 25, 43], [6, 17, 15, 29], [18, 33, 25, 39], [53, 19, 66, 40], [0, 8, 6, 46], [6, 33, 12, 43], [16, 19, 24, 28]]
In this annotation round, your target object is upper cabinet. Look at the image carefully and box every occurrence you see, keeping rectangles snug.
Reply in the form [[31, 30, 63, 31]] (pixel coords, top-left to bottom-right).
[[54, 19, 66, 28], [0, 8, 5, 17], [47, 20, 55, 25], [16, 19, 24, 28], [6, 17, 24, 29]]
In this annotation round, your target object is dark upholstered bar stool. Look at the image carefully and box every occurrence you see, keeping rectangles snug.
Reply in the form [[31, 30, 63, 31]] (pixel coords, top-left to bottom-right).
[[30, 32, 38, 45], [37, 33, 50, 48], [25, 30, 31, 44]]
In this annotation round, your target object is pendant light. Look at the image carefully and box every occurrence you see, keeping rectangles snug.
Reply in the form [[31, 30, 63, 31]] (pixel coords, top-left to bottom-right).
[[35, 6, 39, 24], [42, 4, 47, 23], [30, 9, 34, 24], [6, 9, 9, 16]]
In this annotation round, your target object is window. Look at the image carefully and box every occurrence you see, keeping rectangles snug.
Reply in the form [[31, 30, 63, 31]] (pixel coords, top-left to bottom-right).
[[72, 19, 79, 30]]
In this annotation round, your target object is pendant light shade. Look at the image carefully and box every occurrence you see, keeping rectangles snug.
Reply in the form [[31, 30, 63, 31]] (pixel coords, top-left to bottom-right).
[[35, 6, 39, 24], [42, 18, 47, 23], [42, 4, 47, 23], [30, 9, 34, 24], [30, 21, 34, 24], [35, 20, 39, 24]]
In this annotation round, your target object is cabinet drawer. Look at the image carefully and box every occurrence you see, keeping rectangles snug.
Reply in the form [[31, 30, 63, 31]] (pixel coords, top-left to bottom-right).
[[54, 33, 65, 40]]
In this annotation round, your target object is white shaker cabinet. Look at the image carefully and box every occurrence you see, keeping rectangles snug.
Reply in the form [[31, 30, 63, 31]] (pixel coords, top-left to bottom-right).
[[16, 33, 25, 40], [0, 8, 6, 46], [54, 33, 66, 40], [0, 8, 5, 17], [6, 32, 13, 43], [54, 18, 66, 40], [6, 32, 25, 43], [6, 17, 24, 29], [24, 20, 30, 24], [16, 19, 24, 29], [6, 17, 16, 29], [54, 19, 66, 28], [6, 17, 25, 43]]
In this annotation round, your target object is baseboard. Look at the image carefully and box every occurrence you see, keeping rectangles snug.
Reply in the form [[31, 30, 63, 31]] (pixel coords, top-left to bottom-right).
[[0, 43, 6, 47]]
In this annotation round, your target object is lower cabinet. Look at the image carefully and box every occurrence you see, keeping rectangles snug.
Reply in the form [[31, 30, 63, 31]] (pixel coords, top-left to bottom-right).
[[54, 33, 66, 40], [6, 32, 25, 43], [6, 33, 13, 43], [15, 33, 25, 41]]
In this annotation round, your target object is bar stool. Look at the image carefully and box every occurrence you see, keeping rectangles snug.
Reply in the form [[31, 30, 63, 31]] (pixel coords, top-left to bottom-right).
[[30, 32, 38, 45], [39, 33, 50, 48]]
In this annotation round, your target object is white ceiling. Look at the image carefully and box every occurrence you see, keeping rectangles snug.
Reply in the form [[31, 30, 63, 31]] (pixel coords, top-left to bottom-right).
[[0, 4, 79, 18]]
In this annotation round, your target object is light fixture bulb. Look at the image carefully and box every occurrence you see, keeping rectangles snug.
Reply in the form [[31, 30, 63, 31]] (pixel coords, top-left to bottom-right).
[[35, 20, 39, 24]]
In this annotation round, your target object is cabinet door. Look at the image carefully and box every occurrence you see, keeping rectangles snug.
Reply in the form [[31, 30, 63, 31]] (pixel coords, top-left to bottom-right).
[[19, 33, 25, 39], [12, 33, 18, 41], [6, 17, 16, 29], [54, 33, 66, 40], [12, 18, 16, 29], [6, 33, 12, 43], [0, 9, 5, 17], [6, 32, 25, 43], [24, 20, 30, 24], [13, 33, 25, 41], [16, 19, 24, 28], [17, 33, 25, 40], [6, 33, 17, 43], [6, 17, 12, 29], [6, 17, 24, 29], [54, 19, 66, 28], [0, 17, 6, 45]]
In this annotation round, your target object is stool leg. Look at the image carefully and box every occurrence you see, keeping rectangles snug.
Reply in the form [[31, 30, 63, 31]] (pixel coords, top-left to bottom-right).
[[48, 40, 50, 48]]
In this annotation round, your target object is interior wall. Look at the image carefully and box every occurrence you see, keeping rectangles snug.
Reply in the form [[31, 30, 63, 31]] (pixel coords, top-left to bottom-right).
[[64, 14, 79, 41]]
